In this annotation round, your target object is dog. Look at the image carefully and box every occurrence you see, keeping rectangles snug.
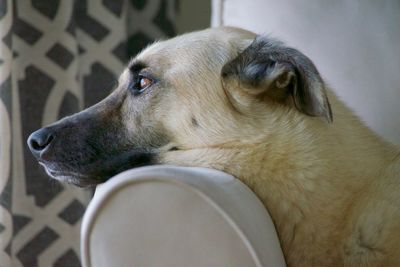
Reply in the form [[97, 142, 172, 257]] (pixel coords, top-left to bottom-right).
[[28, 27, 400, 266]]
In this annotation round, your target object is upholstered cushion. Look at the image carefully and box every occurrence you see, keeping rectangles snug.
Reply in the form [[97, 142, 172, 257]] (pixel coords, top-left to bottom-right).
[[81, 166, 286, 267], [212, 0, 400, 144]]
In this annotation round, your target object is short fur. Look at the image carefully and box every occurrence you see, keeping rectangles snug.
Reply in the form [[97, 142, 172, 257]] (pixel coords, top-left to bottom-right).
[[28, 27, 400, 266]]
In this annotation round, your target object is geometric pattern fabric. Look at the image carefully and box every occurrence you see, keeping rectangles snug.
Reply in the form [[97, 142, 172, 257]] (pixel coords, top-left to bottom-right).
[[0, 0, 178, 266]]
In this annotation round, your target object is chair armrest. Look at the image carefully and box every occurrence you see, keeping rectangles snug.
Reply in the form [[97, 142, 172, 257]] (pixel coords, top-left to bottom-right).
[[81, 165, 286, 267]]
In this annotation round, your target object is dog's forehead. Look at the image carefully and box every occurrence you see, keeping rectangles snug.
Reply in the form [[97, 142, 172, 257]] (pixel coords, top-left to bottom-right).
[[134, 27, 256, 68]]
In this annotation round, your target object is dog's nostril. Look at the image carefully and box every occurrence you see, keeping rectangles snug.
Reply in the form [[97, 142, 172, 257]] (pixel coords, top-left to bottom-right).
[[31, 135, 53, 150], [28, 129, 55, 154]]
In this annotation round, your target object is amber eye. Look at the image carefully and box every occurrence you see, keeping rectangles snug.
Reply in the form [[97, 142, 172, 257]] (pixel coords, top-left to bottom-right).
[[131, 75, 153, 95], [139, 76, 152, 90]]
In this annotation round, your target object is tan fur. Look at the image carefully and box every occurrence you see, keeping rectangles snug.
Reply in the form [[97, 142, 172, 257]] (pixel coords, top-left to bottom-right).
[[121, 27, 400, 266]]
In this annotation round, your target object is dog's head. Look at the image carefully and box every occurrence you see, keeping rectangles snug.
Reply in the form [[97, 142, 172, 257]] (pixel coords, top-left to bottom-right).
[[27, 27, 332, 187]]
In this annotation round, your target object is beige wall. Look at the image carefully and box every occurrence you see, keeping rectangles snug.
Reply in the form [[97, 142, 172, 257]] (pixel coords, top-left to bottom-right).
[[176, 0, 211, 34]]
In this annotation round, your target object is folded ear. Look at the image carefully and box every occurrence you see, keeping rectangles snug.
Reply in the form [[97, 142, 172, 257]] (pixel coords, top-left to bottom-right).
[[222, 36, 333, 122]]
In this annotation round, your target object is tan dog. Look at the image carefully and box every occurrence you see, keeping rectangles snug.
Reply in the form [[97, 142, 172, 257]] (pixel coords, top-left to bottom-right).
[[28, 27, 400, 266]]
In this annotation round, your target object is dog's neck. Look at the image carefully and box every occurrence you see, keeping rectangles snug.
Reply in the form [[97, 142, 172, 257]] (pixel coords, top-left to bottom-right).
[[223, 105, 398, 264]]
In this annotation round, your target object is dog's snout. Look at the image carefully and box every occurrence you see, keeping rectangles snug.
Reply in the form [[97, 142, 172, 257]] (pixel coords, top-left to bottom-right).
[[28, 128, 55, 157]]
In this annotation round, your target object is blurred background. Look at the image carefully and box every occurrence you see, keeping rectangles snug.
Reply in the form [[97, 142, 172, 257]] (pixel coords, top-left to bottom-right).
[[0, 0, 398, 266]]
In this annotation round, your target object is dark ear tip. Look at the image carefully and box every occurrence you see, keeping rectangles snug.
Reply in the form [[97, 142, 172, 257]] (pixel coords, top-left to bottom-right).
[[295, 94, 334, 123], [324, 114, 333, 123], [325, 101, 334, 123]]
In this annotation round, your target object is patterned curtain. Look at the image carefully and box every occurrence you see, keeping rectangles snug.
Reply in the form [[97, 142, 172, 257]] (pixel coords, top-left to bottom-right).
[[0, 0, 178, 266]]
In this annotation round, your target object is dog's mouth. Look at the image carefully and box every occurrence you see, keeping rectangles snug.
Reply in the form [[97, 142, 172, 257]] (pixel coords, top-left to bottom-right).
[[37, 148, 159, 187], [40, 162, 101, 188]]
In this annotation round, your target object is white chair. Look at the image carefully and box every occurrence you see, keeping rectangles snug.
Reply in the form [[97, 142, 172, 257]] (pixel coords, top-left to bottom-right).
[[80, 165, 286, 267]]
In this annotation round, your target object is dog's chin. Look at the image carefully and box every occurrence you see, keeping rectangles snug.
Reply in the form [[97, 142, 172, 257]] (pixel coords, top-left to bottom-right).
[[41, 164, 102, 188], [38, 150, 158, 187]]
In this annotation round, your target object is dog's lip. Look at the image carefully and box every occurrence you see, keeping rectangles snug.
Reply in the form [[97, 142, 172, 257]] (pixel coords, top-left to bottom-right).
[[40, 162, 88, 179], [37, 148, 158, 187], [47, 168, 85, 178], [39, 161, 102, 187]]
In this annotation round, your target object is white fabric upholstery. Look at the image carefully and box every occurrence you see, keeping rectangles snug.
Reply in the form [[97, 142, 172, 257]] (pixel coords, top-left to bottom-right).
[[212, 0, 400, 145], [81, 166, 286, 267]]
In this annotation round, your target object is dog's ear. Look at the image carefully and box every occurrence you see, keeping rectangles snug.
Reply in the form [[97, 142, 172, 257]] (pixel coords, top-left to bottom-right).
[[222, 36, 333, 122]]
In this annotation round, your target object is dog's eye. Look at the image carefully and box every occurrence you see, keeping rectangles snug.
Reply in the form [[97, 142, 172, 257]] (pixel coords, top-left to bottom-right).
[[131, 75, 153, 95], [139, 76, 152, 89]]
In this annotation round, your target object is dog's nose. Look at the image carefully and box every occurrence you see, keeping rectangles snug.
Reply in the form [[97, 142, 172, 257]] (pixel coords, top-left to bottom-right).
[[27, 128, 55, 157]]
